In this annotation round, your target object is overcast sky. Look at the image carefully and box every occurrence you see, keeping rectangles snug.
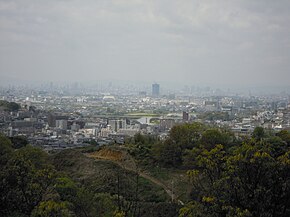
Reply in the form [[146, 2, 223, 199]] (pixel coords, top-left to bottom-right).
[[1, 0, 290, 87]]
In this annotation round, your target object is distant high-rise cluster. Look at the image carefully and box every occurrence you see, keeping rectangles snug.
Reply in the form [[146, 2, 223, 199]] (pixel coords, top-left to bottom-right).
[[152, 83, 160, 97]]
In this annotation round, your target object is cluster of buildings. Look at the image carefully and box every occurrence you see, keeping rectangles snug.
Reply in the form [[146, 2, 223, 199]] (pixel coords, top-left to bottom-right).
[[1, 83, 290, 150]]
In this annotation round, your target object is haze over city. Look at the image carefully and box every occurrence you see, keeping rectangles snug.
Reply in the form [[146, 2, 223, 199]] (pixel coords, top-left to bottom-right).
[[1, 0, 290, 89], [2, 2, 290, 216]]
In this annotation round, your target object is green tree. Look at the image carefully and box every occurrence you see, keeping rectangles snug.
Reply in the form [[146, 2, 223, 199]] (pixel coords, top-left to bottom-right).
[[31, 200, 74, 217], [252, 127, 265, 141], [265, 136, 288, 157], [183, 139, 290, 217], [0, 100, 20, 111], [153, 123, 206, 167], [276, 130, 290, 146], [94, 193, 117, 217], [10, 136, 29, 149], [169, 123, 205, 149], [0, 141, 57, 216], [153, 139, 182, 167], [199, 128, 233, 150], [55, 177, 97, 217], [0, 134, 13, 165]]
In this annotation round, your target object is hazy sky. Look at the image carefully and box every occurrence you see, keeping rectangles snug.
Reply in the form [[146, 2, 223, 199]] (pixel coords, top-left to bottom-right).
[[1, 0, 290, 87]]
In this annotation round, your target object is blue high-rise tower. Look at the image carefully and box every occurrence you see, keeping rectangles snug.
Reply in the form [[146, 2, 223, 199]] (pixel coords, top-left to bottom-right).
[[152, 83, 160, 97]]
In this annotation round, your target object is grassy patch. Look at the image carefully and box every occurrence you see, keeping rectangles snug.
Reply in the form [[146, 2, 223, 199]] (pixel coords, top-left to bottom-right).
[[147, 166, 170, 180], [126, 113, 160, 117], [50, 149, 169, 203], [138, 177, 169, 202], [144, 166, 191, 202]]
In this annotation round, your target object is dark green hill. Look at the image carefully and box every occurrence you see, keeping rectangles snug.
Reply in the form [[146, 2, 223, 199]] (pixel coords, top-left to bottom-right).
[[50, 149, 180, 216], [51, 149, 169, 203], [0, 100, 20, 111], [0, 134, 179, 217]]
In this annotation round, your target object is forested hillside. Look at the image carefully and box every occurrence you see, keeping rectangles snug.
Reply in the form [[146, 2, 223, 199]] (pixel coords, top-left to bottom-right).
[[1, 123, 290, 216], [127, 124, 290, 217], [0, 134, 177, 217]]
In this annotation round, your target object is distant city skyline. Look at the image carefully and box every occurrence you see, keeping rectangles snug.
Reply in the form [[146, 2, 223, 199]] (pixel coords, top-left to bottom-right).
[[1, 80, 290, 96], [1, 1, 290, 87]]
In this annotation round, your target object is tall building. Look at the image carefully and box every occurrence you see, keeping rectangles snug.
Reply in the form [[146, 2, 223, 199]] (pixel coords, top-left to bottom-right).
[[48, 113, 68, 127], [152, 83, 160, 96], [182, 111, 189, 122], [108, 119, 127, 132], [56, 120, 68, 130]]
